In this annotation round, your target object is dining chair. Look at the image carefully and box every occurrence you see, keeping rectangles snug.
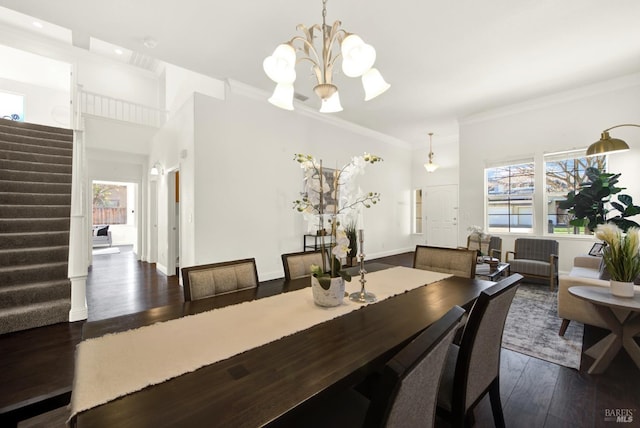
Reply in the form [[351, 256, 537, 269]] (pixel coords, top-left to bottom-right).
[[467, 234, 502, 261], [281, 250, 327, 281], [413, 245, 477, 278], [436, 273, 523, 428], [181, 258, 259, 301], [280, 305, 465, 428]]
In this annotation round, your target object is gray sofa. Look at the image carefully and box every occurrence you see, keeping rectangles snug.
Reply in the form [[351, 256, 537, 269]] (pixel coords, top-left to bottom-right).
[[92, 225, 112, 247]]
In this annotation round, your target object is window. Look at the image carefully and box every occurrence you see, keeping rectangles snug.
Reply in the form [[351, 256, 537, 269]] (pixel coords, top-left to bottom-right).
[[486, 162, 534, 233], [93, 182, 128, 225], [0, 91, 24, 121], [544, 150, 606, 235], [413, 189, 423, 233]]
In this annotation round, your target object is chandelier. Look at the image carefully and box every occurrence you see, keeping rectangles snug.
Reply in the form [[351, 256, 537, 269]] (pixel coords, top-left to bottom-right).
[[424, 132, 439, 172], [263, 0, 390, 113]]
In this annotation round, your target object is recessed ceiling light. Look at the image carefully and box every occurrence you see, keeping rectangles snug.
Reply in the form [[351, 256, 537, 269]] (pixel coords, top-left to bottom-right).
[[114, 48, 124, 55], [32, 21, 43, 29]]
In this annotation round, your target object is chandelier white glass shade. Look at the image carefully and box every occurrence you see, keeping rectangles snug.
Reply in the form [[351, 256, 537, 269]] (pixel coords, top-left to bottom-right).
[[263, 0, 390, 113], [424, 133, 439, 173]]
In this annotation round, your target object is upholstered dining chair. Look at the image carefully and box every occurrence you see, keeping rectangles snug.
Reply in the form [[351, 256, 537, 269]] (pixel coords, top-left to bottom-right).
[[467, 234, 502, 261], [414, 245, 477, 278], [506, 238, 559, 290], [436, 274, 523, 428], [280, 305, 465, 428], [181, 258, 259, 301], [281, 250, 327, 281]]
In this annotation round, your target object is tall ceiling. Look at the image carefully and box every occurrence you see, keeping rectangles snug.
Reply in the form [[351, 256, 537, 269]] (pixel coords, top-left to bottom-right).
[[0, 0, 639, 146]]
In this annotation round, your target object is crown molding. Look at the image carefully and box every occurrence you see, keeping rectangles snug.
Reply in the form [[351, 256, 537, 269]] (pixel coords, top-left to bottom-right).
[[460, 72, 640, 126], [226, 79, 412, 150]]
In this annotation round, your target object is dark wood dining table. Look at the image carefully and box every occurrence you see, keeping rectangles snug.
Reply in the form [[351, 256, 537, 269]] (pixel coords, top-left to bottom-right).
[[73, 264, 495, 427]]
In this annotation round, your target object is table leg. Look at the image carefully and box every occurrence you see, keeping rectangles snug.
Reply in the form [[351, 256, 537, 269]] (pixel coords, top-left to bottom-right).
[[584, 305, 627, 374], [622, 314, 640, 370]]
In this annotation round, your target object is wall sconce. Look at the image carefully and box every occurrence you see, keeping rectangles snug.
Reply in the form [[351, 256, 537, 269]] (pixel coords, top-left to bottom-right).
[[586, 124, 640, 156], [150, 162, 163, 176], [424, 132, 439, 173]]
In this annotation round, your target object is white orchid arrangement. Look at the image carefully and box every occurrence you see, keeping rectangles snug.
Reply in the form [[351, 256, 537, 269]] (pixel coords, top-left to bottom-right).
[[293, 153, 382, 288], [595, 223, 640, 282]]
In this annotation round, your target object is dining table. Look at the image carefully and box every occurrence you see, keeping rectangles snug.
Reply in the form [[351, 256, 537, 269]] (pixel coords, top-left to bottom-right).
[[71, 263, 495, 427]]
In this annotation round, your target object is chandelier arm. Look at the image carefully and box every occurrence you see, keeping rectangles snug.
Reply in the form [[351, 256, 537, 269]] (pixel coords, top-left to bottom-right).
[[297, 57, 324, 84], [603, 124, 640, 133]]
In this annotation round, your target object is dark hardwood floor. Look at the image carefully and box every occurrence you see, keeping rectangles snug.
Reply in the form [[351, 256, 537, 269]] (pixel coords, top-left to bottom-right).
[[1, 247, 639, 427]]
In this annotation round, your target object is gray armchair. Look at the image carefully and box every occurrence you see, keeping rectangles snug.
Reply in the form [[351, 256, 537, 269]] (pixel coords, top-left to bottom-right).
[[506, 238, 559, 290]]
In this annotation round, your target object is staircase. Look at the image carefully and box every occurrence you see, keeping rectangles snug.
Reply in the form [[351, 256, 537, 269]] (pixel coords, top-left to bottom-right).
[[0, 119, 73, 335]]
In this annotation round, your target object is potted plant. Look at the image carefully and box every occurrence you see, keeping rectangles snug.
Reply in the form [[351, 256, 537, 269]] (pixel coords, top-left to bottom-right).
[[595, 223, 640, 297], [293, 153, 382, 306], [558, 167, 640, 233]]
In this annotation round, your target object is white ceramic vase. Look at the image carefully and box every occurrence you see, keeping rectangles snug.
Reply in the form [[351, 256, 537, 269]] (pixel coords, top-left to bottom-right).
[[610, 280, 634, 298], [311, 276, 345, 307]]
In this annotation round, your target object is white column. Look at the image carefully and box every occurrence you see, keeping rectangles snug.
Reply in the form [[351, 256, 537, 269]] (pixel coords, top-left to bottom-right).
[[68, 115, 89, 321]]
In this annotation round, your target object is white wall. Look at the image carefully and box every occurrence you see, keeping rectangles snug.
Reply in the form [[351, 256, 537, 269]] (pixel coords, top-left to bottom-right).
[[148, 96, 195, 275], [0, 78, 70, 127], [185, 88, 414, 280], [163, 64, 226, 115], [84, 116, 158, 154], [459, 73, 640, 274]]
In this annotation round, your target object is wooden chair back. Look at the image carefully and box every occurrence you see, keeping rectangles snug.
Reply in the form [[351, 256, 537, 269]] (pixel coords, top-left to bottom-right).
[[413, 245, 477, 278], [181, 258, 258, 301]]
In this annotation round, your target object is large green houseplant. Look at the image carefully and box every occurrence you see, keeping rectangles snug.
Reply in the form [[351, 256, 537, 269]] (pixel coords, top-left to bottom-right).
[[558, 167, 640, 233]]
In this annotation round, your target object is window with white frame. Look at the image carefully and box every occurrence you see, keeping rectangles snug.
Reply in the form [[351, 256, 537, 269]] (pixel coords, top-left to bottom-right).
[[413, 189, 423, 234], [0, 91, 24, 121], [544, 150, 606, 235], [486, 162, 534, 233]]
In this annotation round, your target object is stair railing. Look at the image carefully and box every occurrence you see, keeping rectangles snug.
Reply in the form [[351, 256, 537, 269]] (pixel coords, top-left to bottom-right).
[[78, 86, 168, 128]]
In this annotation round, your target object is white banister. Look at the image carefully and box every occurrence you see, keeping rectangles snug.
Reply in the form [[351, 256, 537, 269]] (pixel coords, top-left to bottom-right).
[[78, 88, 167, 128]]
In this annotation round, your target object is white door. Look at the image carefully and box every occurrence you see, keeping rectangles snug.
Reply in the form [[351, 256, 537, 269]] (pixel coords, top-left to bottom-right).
[[149, 180, 158, 263], [425, 185, 458, 248]]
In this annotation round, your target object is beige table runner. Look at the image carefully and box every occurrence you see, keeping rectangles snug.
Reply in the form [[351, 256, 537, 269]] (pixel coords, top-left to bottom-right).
[[70, 267, 451, 418]]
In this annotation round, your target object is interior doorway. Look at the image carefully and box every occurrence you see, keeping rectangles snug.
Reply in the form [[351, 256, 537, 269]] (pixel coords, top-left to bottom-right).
[[91, 180, 138, 254], [424, 184, 459, 248], [166, 170, 180, 276]]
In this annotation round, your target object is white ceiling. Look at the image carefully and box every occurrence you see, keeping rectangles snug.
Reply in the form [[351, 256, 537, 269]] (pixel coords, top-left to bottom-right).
[[0, 0, 639, 146]]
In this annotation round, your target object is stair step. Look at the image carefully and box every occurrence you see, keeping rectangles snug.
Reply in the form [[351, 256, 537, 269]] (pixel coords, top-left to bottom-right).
[[0, 245, 69, 266], [0, 131, 72, 151], [0, 231, 69, 249], [0, 192, 70, 205], [0, 158, 72, 174], [0, 148, 72, 165], [0, 205, 71, 219], [0, 119, 73, 141], [0, 299, 70, 334], [0, 262, 68, 286], [0, 140, 72, 157], [0, 218, 70, 233], [0, 169, 71, 183], [0, 180, 71, 194], [0, 280, 70, 309]]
